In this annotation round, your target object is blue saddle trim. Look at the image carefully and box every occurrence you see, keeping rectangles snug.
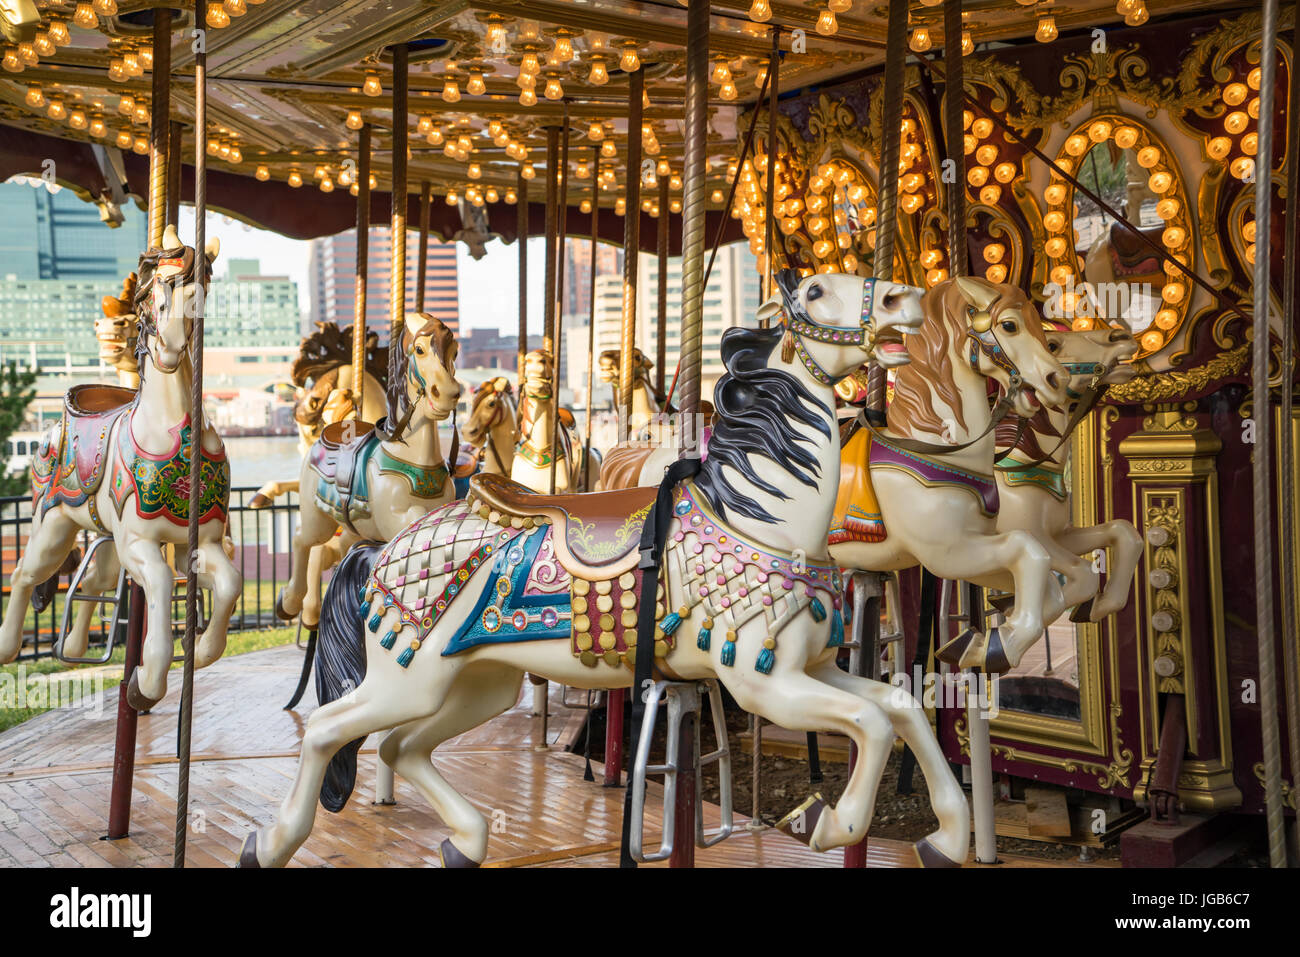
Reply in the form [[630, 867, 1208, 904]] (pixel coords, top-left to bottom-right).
[[441, 525, 573, 656]]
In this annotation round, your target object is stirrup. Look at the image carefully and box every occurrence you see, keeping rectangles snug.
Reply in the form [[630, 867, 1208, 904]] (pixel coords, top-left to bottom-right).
[[55, 536, 128, 664], [627, 679, 733, 863]]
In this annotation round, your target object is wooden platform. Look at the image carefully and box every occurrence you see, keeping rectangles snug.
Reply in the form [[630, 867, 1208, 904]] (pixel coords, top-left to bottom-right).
[[0, 645, 1098, 868]]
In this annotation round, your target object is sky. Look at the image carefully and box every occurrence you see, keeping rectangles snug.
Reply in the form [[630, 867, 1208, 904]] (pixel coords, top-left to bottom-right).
[[176, 208, 550, 335]]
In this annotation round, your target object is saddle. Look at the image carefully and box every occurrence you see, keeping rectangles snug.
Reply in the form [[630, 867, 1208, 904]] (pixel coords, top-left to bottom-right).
[[310, 420, 379, 528], [1107, 221, 1164, 277], [467, 472, 656, 579], [829, 427, 887, 545], [34, 384, 136, 510]]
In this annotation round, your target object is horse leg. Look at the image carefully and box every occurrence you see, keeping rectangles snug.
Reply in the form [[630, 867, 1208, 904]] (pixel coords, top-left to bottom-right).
[[302, 545, 326, 630], [813, 661, 970, 865], [379, 666, 525, 866], [193, 537, 242, 669], [717, 667, 895, 854], [1039, 534, 1101, 622], [245, 677, 436, 867], [0, 509, 80, 662], [62, 542, 121, 659], [119, 535, 179, 708], [1060, 521, 1143, 620], [277, 494, 337, 621]]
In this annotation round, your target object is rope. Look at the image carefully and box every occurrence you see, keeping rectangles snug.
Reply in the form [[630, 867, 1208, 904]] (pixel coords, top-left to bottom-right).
[[620, 68, 645, 428], [353, 123, 371, 415], [583, 150, 601, 491], [656, 175, 669, 399], [763, 26, 781, 304], [517, 168, 529, 383], [943, 0, 966, 279], [388, 44, 408, 430], [1251, 0, 1286, 869], [174, 0, 202, 869], [416, 180, 431, 313], [550, 101, 571, 495], [674, 1, 709, 429]]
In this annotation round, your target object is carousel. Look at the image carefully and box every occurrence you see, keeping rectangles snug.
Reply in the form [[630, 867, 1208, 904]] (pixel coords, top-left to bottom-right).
[[0, 0, 1295, 874]]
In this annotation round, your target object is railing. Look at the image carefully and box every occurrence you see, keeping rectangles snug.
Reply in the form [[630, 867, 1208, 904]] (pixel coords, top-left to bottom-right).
[[0, 486, 301, 662]]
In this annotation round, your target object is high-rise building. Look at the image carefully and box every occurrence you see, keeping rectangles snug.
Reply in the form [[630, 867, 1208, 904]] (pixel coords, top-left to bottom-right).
[[308, 226, 459, 340], [205, 258, 302, 350], [0, 179, 146, 281], [564, 238, 622, 318]]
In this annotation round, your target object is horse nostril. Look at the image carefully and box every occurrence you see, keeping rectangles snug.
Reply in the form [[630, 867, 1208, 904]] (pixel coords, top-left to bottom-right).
[[1109, 330, 1131, 342], [1046, 372, 1060, 391]]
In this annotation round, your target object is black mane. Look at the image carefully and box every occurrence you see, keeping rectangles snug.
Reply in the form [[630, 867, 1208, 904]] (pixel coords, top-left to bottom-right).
[[693, 325, 833, 525]]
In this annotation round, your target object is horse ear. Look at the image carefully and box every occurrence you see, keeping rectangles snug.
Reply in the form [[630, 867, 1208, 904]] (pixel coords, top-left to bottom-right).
[[102, 295, 123, 317], [205, 236, 221, 263], [953, 276, 998, 311], [161, 223, 181, 250], [756, 292, 784, 325]]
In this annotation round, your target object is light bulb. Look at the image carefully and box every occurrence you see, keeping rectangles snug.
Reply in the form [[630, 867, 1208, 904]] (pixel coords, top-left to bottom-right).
[[909, 27, 932, 52], [206, 3, 230, 28], [19, 42, 37, 64], [1035, 15, 1058, 43], [24, 84, 43, 108], [427, 126, 444, 146], [601, 140, 616, 158], [588, 57, 609, 85], [108, 59, 126, 82], [133, 104, 148, 124], [93, 0, 118, 14], [118, 94, 134, 115], [816, 9, 837, 36], [417, 115, 433, 135], [1125, 3, 1148, 26], [69, 110, 87, 130], [140, 47, 152, 69], [519, 87, 537, 106], [445, 189, 458, 206], [719, 81, 738, 101], [520, 52, 540, 75], [828, 0, 852, 11], [442, 78, 461, 102], [73, 4, 97, 29], [89, 116, 106, 137], [486, 188, 499, 203], [620, 44, 640, 72], [576, 162, 590, 179], [468, 162, 482, 179], [288, 170, 302, 187], [962, 29, 974, 55], [115, 131, 132, 149], [363, 72, 382, 97], [712, 60, 732, 84], [552, 36, 573, 63], [544, 76, 563, 100], [505, 188, 518, 204], [346, 110, 363, 130], [226, 0, 248, 16], [467, 71, 485, 96], [521, 163, 535, 180], [255, 165, 270, 181], [2, 50, 22, 74], [33, 33, 54, 58], [588, 122, 604, 142], [132, 136, 148, 154], [320, 177, 334, 192], [748, 0, 772, 22], [47, 99, 66, 120]]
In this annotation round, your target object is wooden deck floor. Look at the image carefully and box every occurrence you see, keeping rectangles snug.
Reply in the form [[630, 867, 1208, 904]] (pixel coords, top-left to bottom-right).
[[0, 645, 1096, 868]]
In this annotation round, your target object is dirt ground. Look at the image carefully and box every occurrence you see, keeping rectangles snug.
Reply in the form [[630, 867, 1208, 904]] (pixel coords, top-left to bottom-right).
[[576, 696, 1124, 863]]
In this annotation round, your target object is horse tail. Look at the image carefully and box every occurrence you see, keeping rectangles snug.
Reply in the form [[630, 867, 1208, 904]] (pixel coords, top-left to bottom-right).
[[317, 541, 383, 813]]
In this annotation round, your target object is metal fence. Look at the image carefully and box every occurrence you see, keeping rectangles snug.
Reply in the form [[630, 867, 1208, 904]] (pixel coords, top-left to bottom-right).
[[0, 486, 301, 662]]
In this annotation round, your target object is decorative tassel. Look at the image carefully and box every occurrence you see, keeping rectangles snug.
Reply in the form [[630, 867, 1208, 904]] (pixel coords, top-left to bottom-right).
[[368, 612, 383, 632], [379, 630, 397, 650], [697, 617, 713, 651], [828, 608, 844, 648], [809, 597, 827, 623], [720, 630, 737, 667], [781, 328, 797, 364], [659, 610, 682, 636], [755, 647, 775, 674], [359, 600, 371, 622], [396, 646, 415, 668]]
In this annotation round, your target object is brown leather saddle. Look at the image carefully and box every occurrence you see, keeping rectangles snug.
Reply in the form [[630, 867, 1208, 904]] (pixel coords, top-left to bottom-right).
[[1108, 221, 1164, 276], [65, 383, 136, 492], [309, 420, 379, 528], [467, 472, 656, 580]]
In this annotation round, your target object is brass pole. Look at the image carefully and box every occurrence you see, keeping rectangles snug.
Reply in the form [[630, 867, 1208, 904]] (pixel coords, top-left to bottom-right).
[[165, 121, 182, 233], [353, 123, 372, 414], [388, 44, 408, 427], [543, 126, 561, 353], [174, 0, 205, 869], [763, 25, 780, 303], [673, 2, 707, 438], [944, 0, 966, 279], [619, 67, 644, 430], [517, 168, 529, 383], [656, 174, 669, 401], [550, 103, 571, 495], [583, 151, 602, 492], [146, 6, 170, 249], [416, 179, 431, 313], [1252, 0, 1286, 869]]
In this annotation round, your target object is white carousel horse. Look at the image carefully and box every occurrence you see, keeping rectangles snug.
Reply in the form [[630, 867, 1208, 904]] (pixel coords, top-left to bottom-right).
[[992, 324, 1143, 623], [240, 269, 974, 869], [274, 312, 461, 627], [829, 277, 1071, 675], [512, 349, 595, 492], [459, 376, 518, 477], [598, 347, 661, 435], [0, 224, 243, 709]]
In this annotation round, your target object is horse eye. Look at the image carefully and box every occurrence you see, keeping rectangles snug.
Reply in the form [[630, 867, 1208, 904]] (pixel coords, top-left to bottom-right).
[[1000, 320, 1017, 334], [1048, 341, 1060, 352], [807, 284, 823, 301]]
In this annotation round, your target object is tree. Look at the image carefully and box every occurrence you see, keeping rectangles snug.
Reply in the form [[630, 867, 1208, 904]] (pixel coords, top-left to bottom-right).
[[0, 363, 39, 497]]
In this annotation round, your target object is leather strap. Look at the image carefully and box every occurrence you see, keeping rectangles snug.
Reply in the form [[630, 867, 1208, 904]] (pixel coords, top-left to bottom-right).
[[856, 390, 1018, 456]]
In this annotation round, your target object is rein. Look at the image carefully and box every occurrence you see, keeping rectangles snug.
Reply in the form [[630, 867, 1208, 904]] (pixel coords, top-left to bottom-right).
[[993, 357, 1118, 470]]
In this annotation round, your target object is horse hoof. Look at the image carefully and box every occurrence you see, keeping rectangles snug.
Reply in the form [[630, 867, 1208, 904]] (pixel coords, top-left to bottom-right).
[[775, 793, 826, 848], [914, 837, 962, 868], [982, 627, 1012, 674], [987, 593, 1015, 614], [125, 669, 162, 712], [1069, 598, 1095, 624], [438, 838, 481, 869], [238, 833, 261, 868], [248, 493, 270, 509], [274, 591, 295, 623], [935, 628, 978, 667]]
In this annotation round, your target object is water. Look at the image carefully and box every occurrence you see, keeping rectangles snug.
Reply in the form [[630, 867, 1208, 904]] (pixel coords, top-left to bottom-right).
[[222, 428, 458, 490]]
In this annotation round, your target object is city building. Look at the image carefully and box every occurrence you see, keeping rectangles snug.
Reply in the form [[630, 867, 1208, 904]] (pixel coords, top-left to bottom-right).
[[308, 227, 459, 339], [564, 238, 623, 318], [458, 328, 518, 371], [206, 258, 302, 352]]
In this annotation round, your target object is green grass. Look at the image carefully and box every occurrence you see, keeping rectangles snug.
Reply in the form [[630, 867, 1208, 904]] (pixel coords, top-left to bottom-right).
[[0, 625, 300, 734]]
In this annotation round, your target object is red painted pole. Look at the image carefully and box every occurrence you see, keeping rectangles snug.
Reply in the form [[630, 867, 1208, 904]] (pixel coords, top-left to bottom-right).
[[604, 688, 625, 787], [669, 708, 696, 868], [106, 582, 145, 839]]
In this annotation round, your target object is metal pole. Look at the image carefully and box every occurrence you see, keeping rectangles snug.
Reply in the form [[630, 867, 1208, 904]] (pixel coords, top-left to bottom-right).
[[584, 151, 602, 494], [619, 67, 644, 437], [165, 121, 182, 234], [146, 7, 170, 250], [763, 26, 780, 302], [388, 43, 409, 427], [1252, 0, 1287, 870], [967, 582, 997, 864], [844, 572, 880, 867], [550, 103, 571, 495], [1277, 0, 1300, 866], [675, 0, 708, 442], [517, 168, 529, 382], [106, 582, 143, 839], [656, 175, 669, 401], [669, 707, 697, 868], [416, 180, 431, 313], [174, 0, 206, 869], [543, 126, 561, 353], [944, 0, 966, 279], [353, 123, 371, 413], [865, 0, 908, 411]]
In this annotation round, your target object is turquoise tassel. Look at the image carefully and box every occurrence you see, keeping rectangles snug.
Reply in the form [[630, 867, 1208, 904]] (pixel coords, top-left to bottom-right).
[[828, 608, 844, 648], [396, 646, 415, 668], [359, 600, 371, 621], [659, 611, 682, 636], [809, 597, 827, 623], [755, 647, 775, 674], [720, 637, 736, 667], [368, 612, 383, 632], [697, 625, 711, 651], [379, 630, 397, 650], [357, 585, 367, 603]]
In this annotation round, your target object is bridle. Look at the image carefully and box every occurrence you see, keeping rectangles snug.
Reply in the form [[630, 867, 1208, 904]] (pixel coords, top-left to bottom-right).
[[779, 276, 879, 386]]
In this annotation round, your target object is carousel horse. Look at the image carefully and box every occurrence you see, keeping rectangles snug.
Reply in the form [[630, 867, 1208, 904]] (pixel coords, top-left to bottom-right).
[[829, 277, 1071, 675], [95, 274, 142, 389], [0, 225, 243, 709], [273, 312, 461, 627], [459, 377, 518, 477], [512, 349, 595, 492], [598, 347, 661, 434], [240, 269, 978, 870], [991, 323, 1143, 623]]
